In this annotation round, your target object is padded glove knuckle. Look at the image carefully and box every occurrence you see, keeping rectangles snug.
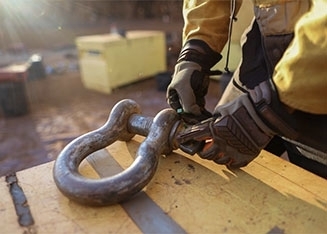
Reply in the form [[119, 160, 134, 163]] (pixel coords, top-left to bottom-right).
[[198, 94, 274, 169]]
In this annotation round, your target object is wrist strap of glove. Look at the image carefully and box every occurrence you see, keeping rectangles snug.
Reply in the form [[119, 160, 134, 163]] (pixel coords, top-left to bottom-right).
[[249, 80, 299, 139], [249, 80, 327, 163], [178, 40, 222, 71]]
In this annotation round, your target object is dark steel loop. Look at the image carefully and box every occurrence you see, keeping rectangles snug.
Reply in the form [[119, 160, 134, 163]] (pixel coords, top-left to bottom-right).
[[53, 99, 180, 206]]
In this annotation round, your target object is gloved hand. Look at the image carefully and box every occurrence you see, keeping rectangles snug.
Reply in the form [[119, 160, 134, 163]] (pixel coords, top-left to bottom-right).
[[167, 39, 222, 124], [198, 92, 275, 169]]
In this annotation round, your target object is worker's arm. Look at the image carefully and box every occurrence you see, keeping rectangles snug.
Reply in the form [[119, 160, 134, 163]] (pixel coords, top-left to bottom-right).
[[182, 0, 242, 52], [167, 0, 243, 122], [273, 0, 327, 114], [198, 1, 327, 169]]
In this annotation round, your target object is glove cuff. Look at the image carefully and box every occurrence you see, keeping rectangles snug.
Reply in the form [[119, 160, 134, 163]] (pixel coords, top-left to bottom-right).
[[250, 80, 327, 156], [177, 39, 222, 71], [249, 80, 299, 139]]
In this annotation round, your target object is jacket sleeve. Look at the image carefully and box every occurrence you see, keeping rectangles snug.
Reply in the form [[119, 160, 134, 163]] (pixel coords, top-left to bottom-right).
[[273, 0, 327, 114], [182, 0, 242, 53]]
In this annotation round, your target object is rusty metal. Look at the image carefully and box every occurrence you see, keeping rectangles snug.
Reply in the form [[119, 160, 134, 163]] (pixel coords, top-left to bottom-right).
[[53, 99, 186, 206], [6, 174, 35, 227], [53, 99, 217, 206]]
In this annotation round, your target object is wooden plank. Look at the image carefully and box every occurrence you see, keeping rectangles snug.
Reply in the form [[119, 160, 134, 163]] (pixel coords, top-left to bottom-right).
[[97, 135, 327, 233], [1, 136, 327, 233], [87, 145, 187, 233], [175, 151, 327, 233], [1, 153, 141, 234]]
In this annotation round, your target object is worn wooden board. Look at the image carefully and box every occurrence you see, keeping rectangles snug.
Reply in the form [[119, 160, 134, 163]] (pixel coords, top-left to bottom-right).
[[1, 135, 327, 233]]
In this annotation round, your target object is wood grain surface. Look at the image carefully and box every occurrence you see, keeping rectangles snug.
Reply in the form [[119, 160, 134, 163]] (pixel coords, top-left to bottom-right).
[[2, 135, 326, 233]]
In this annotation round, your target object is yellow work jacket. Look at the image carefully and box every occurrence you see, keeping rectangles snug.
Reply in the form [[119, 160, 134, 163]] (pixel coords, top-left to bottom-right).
[[182, 0, 327, 114]]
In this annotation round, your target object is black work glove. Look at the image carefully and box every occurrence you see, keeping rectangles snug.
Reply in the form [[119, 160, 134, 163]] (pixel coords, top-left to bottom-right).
[[198, 92, 275, 169], [167, 39, 222, 124]]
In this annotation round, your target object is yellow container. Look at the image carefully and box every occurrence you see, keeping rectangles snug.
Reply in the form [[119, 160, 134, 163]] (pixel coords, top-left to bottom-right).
[[76, 31, 167, 94]]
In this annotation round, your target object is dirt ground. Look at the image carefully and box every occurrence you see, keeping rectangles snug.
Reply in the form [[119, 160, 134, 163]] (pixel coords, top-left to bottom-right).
[[0, 19, 224, 177]]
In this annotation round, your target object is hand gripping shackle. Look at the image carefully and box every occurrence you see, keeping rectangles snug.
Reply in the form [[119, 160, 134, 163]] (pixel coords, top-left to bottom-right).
[[53, 99, 182, 206]]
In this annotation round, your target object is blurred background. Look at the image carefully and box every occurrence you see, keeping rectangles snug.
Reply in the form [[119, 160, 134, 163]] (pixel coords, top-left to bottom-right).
[[0, 1, 183, 49], [0, 1, 252, 176]]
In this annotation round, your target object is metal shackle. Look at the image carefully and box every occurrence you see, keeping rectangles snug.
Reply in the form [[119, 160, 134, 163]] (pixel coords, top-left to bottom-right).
[[53, 99, 180, 206]]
